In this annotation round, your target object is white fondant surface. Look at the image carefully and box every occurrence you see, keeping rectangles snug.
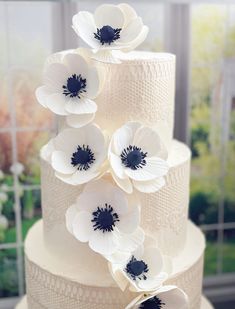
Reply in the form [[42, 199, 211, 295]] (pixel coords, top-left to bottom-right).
[[15, 295, 214, 309], [25, 219, 204, 287]]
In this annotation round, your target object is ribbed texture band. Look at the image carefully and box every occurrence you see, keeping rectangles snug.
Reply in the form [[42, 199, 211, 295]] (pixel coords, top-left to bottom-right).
[[25, 253, 203, 309]]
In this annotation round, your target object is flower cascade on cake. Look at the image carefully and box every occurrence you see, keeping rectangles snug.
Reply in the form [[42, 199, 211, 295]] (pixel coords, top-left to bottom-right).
[[72, 3, 149, 63], [37, 3, 190, 308], [36, 50, 103, 128]]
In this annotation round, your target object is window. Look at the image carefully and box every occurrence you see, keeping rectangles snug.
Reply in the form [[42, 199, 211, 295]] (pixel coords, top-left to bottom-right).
[[0, 0, 235, 306]]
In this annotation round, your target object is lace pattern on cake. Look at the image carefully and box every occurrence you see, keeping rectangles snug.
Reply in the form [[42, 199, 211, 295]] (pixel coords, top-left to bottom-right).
[[25, 253, 203, 309]]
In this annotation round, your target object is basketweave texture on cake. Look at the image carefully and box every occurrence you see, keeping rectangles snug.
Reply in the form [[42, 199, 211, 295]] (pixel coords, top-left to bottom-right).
[[25, 252, 203, 309], [92, 52, 175, 140], [40, 140, 190, 257]]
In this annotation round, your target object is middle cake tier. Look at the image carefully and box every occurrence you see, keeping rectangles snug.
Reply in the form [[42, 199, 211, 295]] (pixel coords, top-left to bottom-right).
[[41, 139, 191, 257]]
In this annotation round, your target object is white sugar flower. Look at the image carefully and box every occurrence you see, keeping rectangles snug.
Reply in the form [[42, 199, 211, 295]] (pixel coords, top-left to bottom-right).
[[125, 285, 189, 309], [109, 122, 169, 194], [36, 50, 103, 128], [41, 124, 107, 185], [66, 179, 144, 256], [72, 3, 149, 63], [109, 236, 172, 293], [10, 162, 24, 176]]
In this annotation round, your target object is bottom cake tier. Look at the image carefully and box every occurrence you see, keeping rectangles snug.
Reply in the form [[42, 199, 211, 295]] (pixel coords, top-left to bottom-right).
[[15, 295, 214, 309], [19, 219, 208, 309]]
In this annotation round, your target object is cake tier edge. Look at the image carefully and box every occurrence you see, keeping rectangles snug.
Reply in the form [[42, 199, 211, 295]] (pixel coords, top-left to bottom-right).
[[23, 219, 205, 309]]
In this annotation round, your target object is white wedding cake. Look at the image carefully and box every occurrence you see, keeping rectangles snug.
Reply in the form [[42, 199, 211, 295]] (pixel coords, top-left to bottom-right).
[[16, 3, 213, 309]]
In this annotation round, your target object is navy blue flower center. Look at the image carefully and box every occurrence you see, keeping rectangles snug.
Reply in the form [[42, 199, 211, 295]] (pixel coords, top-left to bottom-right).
[[63, 74, 86, 98], [121, 145, 147, 170], [91, 204, 119, 233], [125, 256, 149, 281], [139, 297, 165, 309], [71, 145, 95, 171], [94, 25, 122, 45]]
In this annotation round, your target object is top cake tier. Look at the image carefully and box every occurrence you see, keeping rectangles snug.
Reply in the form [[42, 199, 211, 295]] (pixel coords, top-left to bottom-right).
[[94, 51, 176, 149]]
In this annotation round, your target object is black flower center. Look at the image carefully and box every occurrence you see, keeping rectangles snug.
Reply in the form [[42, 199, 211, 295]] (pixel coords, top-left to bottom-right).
[[62, 74, 86, 98], [139, 297, 165, 309], [91, 204, 119, 233], [71, 145, 95, 171], [121, 145, 147, 170], [125, 256, 149, 281], [94, 25, 122, 45]]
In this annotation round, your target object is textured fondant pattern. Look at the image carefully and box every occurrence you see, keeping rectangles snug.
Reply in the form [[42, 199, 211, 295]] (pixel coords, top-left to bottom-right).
[[25, 253, 203, 309], [41, 141, 190, 256], [93, 53, 175, 139]]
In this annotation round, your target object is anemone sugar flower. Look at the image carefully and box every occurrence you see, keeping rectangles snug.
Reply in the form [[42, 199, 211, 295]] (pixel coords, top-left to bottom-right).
[[109, 235, 172, 293], [65, 179, 144, 256], [125, 285, 189, 309], [109, 122, 169, 194], [72, 3, 149, 63], [36, 50, 103, 128], [41, 124, 107, 186]]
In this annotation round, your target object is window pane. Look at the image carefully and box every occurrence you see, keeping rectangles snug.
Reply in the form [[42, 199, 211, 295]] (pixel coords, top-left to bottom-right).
[[21, 189, 41, 240], [204, 230, 218, 276], [0, 249, 18, 297], [17, 131, 51, 185], [222, 229, 235, 273]]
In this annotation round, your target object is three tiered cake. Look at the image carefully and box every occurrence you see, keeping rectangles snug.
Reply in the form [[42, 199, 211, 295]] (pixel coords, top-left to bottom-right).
[[16, 3, 213, 309]]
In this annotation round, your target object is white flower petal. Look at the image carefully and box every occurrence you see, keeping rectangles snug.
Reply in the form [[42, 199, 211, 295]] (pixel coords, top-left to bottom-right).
[[136, 272, 168, 291], [109, 268, 129, 292], [69, 170, 100, 185], [92, 50, 122, 63], [86, 66, 100, 99], [132, 177, 165, 193], [118, 17, 144, 44], [118, 3, 137, 25], [44, 62, 69, 92], [142, 247, 164, 277], [125, 167, 157, 181], [124, 294, 143, 309], [72, 12, 99, 49], [94, 4, 124, 29], [89, 230, 119, 255], [51, 151, 76, 174], [106, 250, 130, 264], [109, 153, 125, 179], [66, 113, 95, 128], [64, 98, 97, 114], [122, 26, 149, 52], [111, 170, 133, 194], [45, 93, 69, 116], [65, 204, 79, 234], [63, 53, 88, 78], [158, 286, 189, 309], [85, 124, 106, 154], [144, 157, 169, 178], [72, 211, 93, 242], [118, 227, 145, 253], [40, 138, 55, 163], [54, 128, 85, 155], [35, 86, 51, 108], [118, 202, 140, 234], [112, 125, 134, 155], [133, 126, 162, 157]]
